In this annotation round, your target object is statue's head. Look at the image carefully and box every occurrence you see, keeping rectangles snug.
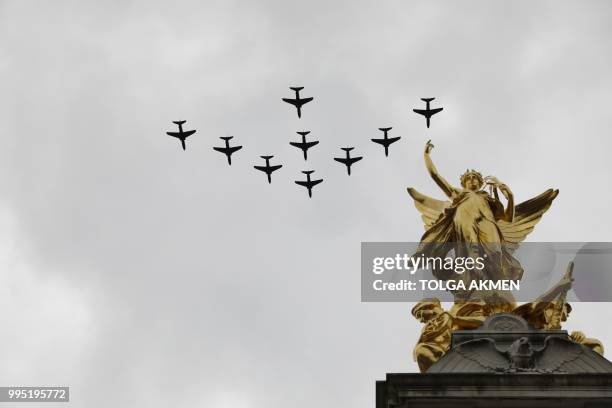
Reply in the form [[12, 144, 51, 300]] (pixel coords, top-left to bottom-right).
[[460, 169, 484, 191], [412, 298, 443, 322], [543, 302, 572, 330]]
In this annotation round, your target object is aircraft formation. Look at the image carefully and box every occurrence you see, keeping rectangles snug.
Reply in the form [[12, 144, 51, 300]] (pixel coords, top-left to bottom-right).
[[165, 88, 443, 198]]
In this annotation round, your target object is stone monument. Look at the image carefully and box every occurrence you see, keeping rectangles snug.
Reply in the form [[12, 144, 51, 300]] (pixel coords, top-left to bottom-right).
[[376, 141, 612, 407]]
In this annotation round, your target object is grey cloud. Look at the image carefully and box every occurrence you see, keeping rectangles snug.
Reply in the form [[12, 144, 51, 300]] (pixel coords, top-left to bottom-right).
[[1, 1, 612, 407]]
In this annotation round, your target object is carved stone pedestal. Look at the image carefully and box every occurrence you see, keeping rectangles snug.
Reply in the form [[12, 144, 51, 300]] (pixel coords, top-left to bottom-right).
[[377, 314, 612, 408]]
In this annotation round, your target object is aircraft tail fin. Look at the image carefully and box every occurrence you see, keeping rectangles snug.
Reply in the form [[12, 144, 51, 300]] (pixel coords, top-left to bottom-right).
[[290, 86, 304, 92], [296, 131, 311, 137], [173, 120, 186, 126], [260, 155, 274, 160], [421, 97, 435, 102], [341, 147, 354, 152], [302, 170, 315, 175], [378, 127, 392, 132], [220, 136, 233, 141]]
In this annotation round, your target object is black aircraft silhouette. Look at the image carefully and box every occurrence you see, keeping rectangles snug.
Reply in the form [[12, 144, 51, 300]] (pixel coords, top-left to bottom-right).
[[213, 136, 242, 165], [333, 147, 363, 175], [413, 97, 443, 128], [371, 127, 401, 157], [290, 131, 319, 160], [254, 155, 282, 183], [295, 170, 323, 198], [166, 120, 196, 150], [282, 87, 313, 118]]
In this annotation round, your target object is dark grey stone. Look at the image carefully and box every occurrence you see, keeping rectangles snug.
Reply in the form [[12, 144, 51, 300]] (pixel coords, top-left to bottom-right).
[[376, 373, 612, 408], [376, 314, 612, 407]]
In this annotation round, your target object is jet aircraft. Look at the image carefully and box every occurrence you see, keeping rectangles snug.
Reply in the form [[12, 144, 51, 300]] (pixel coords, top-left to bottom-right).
[[371, 127, 401, 157], [166, 120, 196, 150], [333, 147, 363, 175], [295, 170, 323, 198], [282, 87, 313, 118], [254, 155, 282, 183], [213, 136, 242, 165], [290, 131, 319, 160], [413, 97, 443, 128]]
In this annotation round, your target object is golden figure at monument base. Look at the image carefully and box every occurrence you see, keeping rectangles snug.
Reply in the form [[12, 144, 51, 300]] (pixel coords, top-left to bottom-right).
[[408, 141, 603, 372], [512, 262, 575, 331], [411, 299, 485, 372]]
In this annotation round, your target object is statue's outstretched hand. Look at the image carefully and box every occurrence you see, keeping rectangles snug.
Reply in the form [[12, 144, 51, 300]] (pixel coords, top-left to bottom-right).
[[570, 331, 586, 343], [425, 140, 434, 155]]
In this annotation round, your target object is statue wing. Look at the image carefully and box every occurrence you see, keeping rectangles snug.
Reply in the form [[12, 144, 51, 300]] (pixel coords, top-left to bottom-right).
[[498, 189, 559, 251], [407, 187, 451, 230], [454, 339, 509, 372], [534, 336, 584, 372]]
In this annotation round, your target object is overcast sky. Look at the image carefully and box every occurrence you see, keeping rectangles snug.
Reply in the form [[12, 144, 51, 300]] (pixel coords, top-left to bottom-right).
[[1, 1, 612, 407]]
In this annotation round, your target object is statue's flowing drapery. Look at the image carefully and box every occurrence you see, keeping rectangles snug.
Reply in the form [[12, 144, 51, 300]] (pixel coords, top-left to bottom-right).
[[408, 187, 559, 284]]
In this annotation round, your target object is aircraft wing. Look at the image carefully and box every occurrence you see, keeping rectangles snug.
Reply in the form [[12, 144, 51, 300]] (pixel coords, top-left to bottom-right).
[[412, 109, 427, 115], [167, 130, 196, 138], [334, 158, 348, 164], [301, 97, 313, 104], [229, 146, 243, 153], [289, 142, 303, 148], [254, 165, 267, 172], [269, 165, 282, 172], [350, 157, 363, 164], [282, 98, 298, 106], [310, 179, 323, 187], [295, 180, 309, 188], [213, 147, 226, 153], [430, 107, 443, 115], [387, 136, 401, 144], [305, 141, 319, 148], [371, 138, 389, 146]]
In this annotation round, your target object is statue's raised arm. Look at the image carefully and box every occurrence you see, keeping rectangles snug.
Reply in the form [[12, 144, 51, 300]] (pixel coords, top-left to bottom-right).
[[424, 140, 458, 198]]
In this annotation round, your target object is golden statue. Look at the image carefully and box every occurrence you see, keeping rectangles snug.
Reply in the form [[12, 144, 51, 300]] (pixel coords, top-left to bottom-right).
[[407, 140, 558, 303], [411, 299, 485, 372], [406, 141, 606, 371], [570, 331, 604, 355], [513, 262, 575, 331], [513, 262, 604, 355], [407, 140, 569, 372]]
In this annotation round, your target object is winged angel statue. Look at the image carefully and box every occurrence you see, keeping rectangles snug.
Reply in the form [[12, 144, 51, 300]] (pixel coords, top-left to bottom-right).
[[408, 140, 558, 299]]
